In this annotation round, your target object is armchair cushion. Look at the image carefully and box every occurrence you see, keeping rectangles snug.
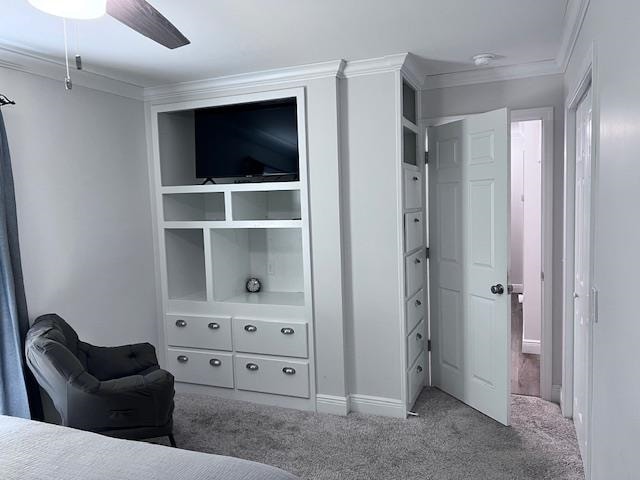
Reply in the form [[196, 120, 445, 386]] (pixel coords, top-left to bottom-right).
[[81, 342, 159, 381]]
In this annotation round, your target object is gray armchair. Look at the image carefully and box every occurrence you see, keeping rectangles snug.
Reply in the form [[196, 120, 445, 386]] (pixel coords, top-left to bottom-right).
[[25, 314, 176, 445]]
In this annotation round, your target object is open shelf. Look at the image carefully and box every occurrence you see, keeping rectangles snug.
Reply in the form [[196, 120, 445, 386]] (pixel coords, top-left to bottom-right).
[[403, 127, 418, 166], [158, 110, 199, 186], [163, 192, 225, 221], [165, 229, 207, 301], [210, 228, 304, 306], [232, 190, 301, 221]]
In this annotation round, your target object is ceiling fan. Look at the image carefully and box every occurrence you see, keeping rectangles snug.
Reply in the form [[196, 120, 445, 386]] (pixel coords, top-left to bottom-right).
[[28, 0, 190, 49]]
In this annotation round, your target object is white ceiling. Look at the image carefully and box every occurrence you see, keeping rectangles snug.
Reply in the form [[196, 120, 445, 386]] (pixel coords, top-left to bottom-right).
[[0, 0, 570, 87]]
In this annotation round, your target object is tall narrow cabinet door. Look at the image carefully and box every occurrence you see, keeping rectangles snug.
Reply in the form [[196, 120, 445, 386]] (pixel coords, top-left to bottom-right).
[[429, 108, 511, 425]]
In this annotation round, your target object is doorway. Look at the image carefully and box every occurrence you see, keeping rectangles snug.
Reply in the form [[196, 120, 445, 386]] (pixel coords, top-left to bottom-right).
[[508, 108, 554, 401], [509, 118, 542, 397]]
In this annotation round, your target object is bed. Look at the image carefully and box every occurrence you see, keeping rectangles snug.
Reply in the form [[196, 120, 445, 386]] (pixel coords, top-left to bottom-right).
[[0, 415, 299, 480]]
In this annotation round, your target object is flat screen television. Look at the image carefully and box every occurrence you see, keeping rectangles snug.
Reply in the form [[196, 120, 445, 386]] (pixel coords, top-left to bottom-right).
[[194, 98, 299, 182]]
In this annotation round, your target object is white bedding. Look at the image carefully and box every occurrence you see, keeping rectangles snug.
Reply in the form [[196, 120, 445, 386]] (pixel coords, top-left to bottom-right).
[[0, 415, 298, 480]]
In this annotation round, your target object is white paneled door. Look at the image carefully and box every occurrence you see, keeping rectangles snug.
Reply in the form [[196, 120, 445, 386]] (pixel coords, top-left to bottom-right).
[[429, 109, 511, 425], [573, 86, 593, 465]]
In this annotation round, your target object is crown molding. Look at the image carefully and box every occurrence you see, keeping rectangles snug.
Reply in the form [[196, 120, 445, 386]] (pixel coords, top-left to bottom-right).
[[401, 53, 425, 89], [341, 53, 409, 79], [144, 59, 346, 103], [423, 59, 563, 90], [556, 0, 590, 72], [0, 43, 144, 100]]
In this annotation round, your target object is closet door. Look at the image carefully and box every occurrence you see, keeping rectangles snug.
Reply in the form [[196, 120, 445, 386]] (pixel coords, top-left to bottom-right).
[[429, 109, 511, 425]]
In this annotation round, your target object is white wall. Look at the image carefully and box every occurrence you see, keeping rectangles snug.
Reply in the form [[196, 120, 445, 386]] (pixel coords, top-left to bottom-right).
[[565, 0, 640, 477], [422, 75, 565, 386], [0, 67, 158, 347]]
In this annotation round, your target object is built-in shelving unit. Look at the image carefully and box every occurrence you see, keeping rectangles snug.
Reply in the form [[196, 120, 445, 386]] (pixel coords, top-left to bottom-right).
[[148, 87, 315, 412], [399, 77, 428, 412]]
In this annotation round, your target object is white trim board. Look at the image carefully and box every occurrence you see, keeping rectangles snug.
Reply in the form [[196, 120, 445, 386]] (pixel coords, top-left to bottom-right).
[[316, 395, 349, 416], [552, 384, 562, 404], [0, 43, 143, 100], [557, 0, 591, 73], [145, 59, 346, 103], [348, 394, 406, 418], [522, 340, 541, 356], [423, 60, 562, 90]]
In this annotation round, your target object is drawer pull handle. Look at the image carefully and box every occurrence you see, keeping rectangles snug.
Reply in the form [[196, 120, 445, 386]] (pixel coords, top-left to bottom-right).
[[177, 355, 189, 363], [209, 358, 222, 367], [282, 367, 296, 375], [208, 322, 220, 330], [417, 365, 423, 373], [416, 333, 423, 340], [244, 325, 257, 333], [281, 327, 295, 335], [246, 363, 259, 371], [175, 319, 187, 328], [414, 258, 422, 264], [412, 176, 419, 181], [415, 299, 422, 307], [413, 218, 420, 223]]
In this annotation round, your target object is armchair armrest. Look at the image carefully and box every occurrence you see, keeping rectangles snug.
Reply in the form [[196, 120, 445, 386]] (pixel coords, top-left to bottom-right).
[[82, 342, 159, 381]]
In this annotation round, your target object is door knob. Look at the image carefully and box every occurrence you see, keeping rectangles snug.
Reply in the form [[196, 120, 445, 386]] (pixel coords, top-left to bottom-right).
[[490, 284, 504, 295]]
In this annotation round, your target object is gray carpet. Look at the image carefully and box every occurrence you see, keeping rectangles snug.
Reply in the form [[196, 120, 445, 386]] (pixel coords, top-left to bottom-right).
[[160, 388, 584, 480]]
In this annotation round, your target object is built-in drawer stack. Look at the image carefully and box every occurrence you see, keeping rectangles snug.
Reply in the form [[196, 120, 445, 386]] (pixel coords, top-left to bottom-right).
[[165, 315, 310, 398], [401, 78, 427, 411]]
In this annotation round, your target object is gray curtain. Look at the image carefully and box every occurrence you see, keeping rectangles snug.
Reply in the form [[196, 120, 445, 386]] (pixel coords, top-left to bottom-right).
[[0, 109, 38, 418]]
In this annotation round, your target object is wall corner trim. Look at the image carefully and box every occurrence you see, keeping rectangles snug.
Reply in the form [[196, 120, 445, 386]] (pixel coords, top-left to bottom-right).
[[348, 394, 406, 418], [316, 394, 349, 416]]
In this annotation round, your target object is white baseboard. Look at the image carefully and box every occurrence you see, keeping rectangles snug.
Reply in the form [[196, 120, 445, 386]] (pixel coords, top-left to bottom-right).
[[316, 394, 349, 416], [348, 394, 405, 418], [522, 339, 541, 355], [552, 384, 562, 404]]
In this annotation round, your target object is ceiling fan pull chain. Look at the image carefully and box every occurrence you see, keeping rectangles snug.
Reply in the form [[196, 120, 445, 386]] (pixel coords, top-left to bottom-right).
[[62, 18, 72, 90], [74, 21, 82, 71]]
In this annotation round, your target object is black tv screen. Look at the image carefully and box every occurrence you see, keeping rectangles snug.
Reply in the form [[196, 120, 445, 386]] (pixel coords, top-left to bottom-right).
[[195, 98, 299, 181]]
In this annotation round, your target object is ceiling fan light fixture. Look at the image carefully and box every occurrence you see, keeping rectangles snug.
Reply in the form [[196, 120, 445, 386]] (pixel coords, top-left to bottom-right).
[[27, 0, 107, 19]]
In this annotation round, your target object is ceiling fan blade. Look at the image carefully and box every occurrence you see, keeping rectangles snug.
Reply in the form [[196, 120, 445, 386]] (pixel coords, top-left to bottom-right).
[[106, 0, 190, 49]]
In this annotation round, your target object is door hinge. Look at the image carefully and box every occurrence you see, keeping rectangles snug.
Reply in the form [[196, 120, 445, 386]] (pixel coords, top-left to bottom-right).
[[425, 151, 429, 164], [425, 247, 430, 259], [427, 339, 432, 352]]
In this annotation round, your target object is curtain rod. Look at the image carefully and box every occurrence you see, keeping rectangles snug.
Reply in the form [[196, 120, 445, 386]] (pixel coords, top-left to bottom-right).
[[0, 93, 16, 106]]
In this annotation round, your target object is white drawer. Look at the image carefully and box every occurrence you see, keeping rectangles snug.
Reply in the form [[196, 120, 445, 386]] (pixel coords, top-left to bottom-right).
[[233, 318, 308, 358], [405, 250, 425, 296], [403, 168, 422, 210], [235, 355, 310, 398], [406, 289, 425, 333], [166, 348, 234, 388], [408, 351, 427, 406], [407, 320, 426, 366], [166, 315, 232, 351], [404, 212, 424, 253]]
